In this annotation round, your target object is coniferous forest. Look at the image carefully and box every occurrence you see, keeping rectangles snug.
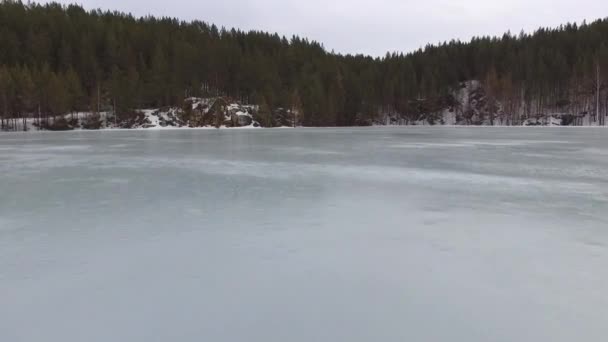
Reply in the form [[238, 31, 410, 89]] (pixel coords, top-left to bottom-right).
[[1, 0, 608, 130]]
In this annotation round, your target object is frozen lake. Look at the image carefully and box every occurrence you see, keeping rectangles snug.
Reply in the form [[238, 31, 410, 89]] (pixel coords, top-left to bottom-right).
[[1, 127, 607, 342]]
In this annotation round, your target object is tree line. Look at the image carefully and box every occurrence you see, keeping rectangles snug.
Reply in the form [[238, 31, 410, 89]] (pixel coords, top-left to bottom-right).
[[0, 0, 607, 130]]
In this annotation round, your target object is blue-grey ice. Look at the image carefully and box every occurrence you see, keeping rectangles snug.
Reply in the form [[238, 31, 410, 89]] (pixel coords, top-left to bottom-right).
[[1, 127, 607, 342]]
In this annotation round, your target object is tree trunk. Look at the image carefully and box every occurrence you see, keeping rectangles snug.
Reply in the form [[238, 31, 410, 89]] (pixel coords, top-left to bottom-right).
[[1, 102, 5, 130], [596, 62, 600, 125], [113, 98, 117, 127]]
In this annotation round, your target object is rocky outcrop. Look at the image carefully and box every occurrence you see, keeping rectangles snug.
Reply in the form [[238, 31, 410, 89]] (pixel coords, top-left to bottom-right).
[[378, 81, 605, 126]]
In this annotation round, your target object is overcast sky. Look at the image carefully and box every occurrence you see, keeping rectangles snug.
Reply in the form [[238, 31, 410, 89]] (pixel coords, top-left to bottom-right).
[[43, 0, 606, 56]]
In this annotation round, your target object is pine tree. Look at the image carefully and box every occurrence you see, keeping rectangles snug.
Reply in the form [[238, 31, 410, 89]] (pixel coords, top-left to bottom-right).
[[484, 66, 500, 125], [108, 65, 122, 122], [290, 89, 303, 127], [47, 72, 69, 118], [148, 44, 169, 107], [0, 65, 11, 130], [0, 1, 607, 129], [14, 66, 35, 130], [257, 96, 272, 128], [65, 67, 85, 117]]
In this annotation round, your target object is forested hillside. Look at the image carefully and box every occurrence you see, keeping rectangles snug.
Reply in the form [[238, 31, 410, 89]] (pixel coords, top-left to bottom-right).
[[1, 0, 607, 130]]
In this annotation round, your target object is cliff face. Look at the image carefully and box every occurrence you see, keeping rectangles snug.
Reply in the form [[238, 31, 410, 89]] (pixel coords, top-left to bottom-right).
[[378, 81, 608, 126]]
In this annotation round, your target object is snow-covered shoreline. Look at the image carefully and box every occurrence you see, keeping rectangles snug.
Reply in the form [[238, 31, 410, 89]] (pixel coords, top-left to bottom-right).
[[3, 86, 607, 132], [4, 124, 608, 135]]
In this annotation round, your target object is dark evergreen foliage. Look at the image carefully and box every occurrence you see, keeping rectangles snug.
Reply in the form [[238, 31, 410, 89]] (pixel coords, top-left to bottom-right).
[[0, 0, 607, 129]]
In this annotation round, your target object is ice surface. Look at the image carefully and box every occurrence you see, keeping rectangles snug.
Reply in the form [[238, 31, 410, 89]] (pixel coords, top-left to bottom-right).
[[1, 127, 608, 342]]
